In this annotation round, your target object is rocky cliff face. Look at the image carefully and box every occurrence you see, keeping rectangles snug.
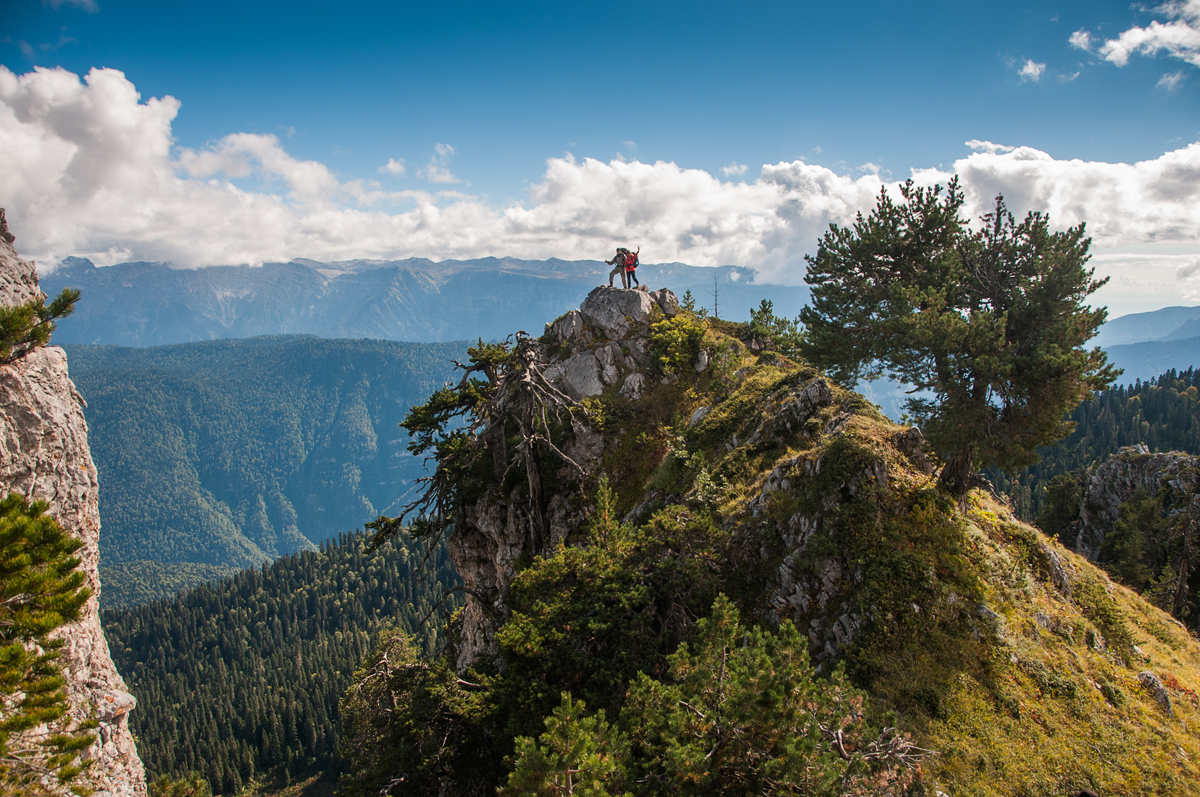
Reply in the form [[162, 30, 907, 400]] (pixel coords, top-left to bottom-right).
[[1074, 444, 1199, 560], [0, 211, 146, 797], [449, 286, 678, 667]]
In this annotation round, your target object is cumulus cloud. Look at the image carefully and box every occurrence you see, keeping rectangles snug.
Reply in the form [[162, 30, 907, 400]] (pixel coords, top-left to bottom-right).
[[1092, 0, 1200, 69], [721, 162, 747, 177], [1069, 29, 1092, 51], [1, 65, 1198, 297], [379, 157, 406, 176], [418, 142, 460, 184], [1018, 59, 1047, 81]]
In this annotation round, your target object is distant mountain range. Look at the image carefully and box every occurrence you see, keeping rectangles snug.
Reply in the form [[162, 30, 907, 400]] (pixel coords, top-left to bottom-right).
[[42, 256, 810, 347], [859, 305, 1200, 419], [1092, 305, 1200, 385], [1092, 305, 1200, 348]]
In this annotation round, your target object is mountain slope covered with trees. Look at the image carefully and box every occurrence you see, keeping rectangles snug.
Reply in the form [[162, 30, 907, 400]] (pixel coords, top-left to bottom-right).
[[64, 336, 465, 606], [335, 271, 1200, 796], [103, 529, 458, 794], [994, 367, 1200, 520]]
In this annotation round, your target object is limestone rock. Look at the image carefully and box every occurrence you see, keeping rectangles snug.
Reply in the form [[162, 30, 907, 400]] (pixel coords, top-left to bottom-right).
[[649, 288, 680, 318], [1074, 445, 1199, 560], [545, 351, 605, 399], [1138, 671, 1174, 717], [0, 209, 43, 307], [0, 213, 146, 797], [579, 286, 657, 340], [620, 373, 646, 400], [547, 309, 586, 343]]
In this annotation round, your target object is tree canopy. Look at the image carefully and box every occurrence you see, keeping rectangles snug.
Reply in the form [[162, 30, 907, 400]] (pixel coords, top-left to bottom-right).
[[800, 179, 1117, 497]]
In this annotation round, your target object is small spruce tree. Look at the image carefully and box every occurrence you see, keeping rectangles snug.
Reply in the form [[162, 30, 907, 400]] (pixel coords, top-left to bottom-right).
[[0, 493, 94, 795]]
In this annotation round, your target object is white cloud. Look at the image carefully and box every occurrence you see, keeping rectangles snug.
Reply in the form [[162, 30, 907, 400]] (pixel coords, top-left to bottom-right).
[[1158, 69, 1188, 91], [965, 140, 1015, 155], [721, 162, 747, 177], [1177, 256, 1200, 279], [379, 157, 406, 176], [1069, 29, 1093, 51], [1097, 0, 1200, 69], [44, 0, 99, 11], [1, 65, 1198, 310], [1019, 59, 1047, 82], [418, 142, 460, 184]]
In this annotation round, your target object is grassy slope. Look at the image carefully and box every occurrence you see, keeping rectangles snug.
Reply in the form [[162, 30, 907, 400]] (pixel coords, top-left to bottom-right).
[[581, 315, 1200, 796]]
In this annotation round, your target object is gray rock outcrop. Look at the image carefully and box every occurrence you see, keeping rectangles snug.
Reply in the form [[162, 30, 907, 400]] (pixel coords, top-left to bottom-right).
[[0, 211, 146, 797], [452, 286, 680, 668], [1074, 445, 1199, 560]]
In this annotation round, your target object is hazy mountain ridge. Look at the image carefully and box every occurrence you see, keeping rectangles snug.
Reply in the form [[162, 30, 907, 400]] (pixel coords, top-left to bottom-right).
[[1094, 305, 1200, 348], [42, 256, 809, 347]]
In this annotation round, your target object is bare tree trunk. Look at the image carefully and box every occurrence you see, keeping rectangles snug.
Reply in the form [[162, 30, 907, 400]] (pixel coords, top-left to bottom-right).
[[524, 443, 547, 554], [489, 422, 507, 479]]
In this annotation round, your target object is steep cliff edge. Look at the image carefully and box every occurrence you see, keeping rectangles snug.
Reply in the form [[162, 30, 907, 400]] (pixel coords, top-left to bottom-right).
[[0, 211, 146, 797], [386, 284, 1200, 796]]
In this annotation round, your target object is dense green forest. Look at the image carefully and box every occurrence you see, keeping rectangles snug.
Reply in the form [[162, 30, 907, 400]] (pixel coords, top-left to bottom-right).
[[64, 336, 465, 606], [102, 529, 459, 794], [993, 367, 1200, 520]]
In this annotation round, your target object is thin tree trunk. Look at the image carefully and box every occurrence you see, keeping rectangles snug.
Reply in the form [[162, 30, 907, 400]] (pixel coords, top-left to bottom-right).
[[1172, 485, 1194, 618]]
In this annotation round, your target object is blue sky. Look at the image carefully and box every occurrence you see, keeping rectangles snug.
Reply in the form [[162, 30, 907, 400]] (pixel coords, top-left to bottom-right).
[[3, 0, 1199, 315]]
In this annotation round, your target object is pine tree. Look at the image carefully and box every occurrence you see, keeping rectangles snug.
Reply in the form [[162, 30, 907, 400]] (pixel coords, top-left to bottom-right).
[[0, 288, 80, 365], [0, 493, 94, 795], [801, 180, 1116, 499]]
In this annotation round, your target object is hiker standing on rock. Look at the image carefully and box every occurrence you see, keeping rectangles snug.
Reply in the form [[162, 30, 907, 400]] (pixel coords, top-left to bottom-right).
[[605, 247, 638, 289], [624, 247, 640, 288]]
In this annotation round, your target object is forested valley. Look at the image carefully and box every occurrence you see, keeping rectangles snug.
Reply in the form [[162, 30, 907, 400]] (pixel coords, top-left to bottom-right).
[[102, 529, 458, 794], [64, 335, 465, 606]]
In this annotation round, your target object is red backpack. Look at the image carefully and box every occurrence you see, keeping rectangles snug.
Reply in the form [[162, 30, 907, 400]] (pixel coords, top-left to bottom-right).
[[624, 247, 640, 272]]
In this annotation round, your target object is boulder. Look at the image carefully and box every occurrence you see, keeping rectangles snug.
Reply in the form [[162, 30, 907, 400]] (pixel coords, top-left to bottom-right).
[[547, 309, 586, 343], [579, 286, 657, 340], [650, 288, 680, 318], [620, 373, 646, 400], [546, 351, 605, 399]]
